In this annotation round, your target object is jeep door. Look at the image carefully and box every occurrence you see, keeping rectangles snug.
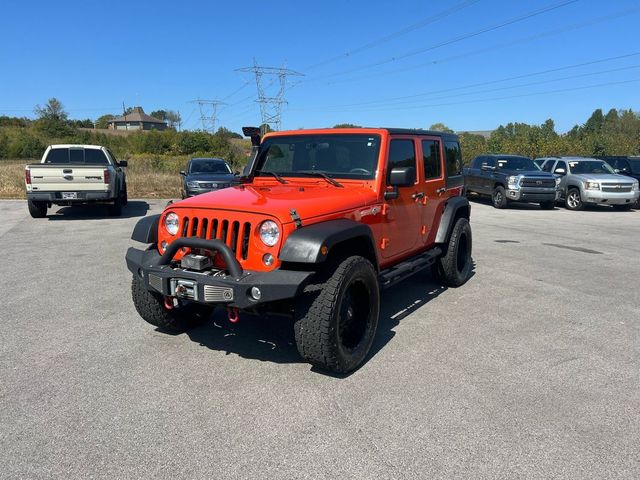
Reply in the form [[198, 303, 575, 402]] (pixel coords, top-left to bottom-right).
[[419, 138, 447, 246], [381, 137, 422, 259]]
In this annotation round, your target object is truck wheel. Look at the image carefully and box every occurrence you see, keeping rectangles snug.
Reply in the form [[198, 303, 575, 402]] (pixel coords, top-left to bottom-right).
[[539, 201, 556, 210], [565, 188, 584, 211], [122, 184, 128, 206], [432, 217, 472, 287], [294, 256, 380, 373], [131, 276, 212, 332], [491, 186, 507, 209], [28, 199, 47, 218], [108, 192, 123, 216]]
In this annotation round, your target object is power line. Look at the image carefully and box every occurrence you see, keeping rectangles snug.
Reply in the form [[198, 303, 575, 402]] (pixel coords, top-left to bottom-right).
[[303, 0, 481, 71], [236, 60, 304, 132], [188, 98, 226, 132], [308, 0, 580, 82]]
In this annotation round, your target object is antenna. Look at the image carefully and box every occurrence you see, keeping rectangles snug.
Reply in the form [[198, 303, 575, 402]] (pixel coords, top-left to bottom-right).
[[237, 59, 304, 134], [188, 98, 226, 132]]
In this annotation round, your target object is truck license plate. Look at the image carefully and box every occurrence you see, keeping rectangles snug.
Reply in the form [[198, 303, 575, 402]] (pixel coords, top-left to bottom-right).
[[62, 192, 77, 199]]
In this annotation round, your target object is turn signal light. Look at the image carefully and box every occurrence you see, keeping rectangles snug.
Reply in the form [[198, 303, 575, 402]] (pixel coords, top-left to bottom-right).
[[25, 169, 31, 185]]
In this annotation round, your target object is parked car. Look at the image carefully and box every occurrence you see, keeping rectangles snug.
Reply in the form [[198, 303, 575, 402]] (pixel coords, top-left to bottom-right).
[[127, 127, 472, 373], [180, 157, 237, 198], [597, 156, 640, 208], [463, 154, 558, 209], [537, 156, 639, 211], [25, 144, 127, 217]]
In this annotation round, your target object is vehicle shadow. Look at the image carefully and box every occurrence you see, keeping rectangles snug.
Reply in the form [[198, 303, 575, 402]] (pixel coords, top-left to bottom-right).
[[185, 263, 475, 375], [47, 200, 150, 220], [467, 194, 550, 210]]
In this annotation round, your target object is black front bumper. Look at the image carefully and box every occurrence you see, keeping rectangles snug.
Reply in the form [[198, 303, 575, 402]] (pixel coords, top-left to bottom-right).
[[125, 241, 313, 310]]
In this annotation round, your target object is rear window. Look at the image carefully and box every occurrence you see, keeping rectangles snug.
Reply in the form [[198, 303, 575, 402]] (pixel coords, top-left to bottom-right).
[[44, 148, 109, 165]]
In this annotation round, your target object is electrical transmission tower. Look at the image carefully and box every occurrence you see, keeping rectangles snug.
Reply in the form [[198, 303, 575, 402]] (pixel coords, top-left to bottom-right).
[[236, 60, 304, 133], [189, 98, 225, 132]]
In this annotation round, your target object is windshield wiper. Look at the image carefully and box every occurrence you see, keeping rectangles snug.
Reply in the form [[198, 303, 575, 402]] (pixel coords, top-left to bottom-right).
[[255, 170, 287, 184], [295, 171, 343, 188]]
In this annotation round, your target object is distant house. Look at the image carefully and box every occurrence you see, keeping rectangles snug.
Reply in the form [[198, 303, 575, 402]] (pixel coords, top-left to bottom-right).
[[107, 107, 167, 131]]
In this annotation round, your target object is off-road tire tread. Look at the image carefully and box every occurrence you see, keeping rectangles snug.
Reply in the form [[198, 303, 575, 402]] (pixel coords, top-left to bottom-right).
[[434, 217, 472, 287], [131, 276, 210, 332], [28, 199, 47, 218], [294, 256, 378, 373]]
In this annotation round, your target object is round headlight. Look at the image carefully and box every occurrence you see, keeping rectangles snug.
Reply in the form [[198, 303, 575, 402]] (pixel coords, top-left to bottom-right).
[[165, 212, 179, 235], [259, 220, 279, 247]]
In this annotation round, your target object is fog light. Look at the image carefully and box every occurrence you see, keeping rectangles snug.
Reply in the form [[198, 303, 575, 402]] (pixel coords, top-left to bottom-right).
[[262, 253, 274, 266], [250, 287, 262, 300], [160, 240, 167, 252]]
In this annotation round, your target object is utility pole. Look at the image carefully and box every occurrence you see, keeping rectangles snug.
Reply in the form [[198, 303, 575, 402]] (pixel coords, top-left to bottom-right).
[[189, 98, 225, 133], [236, 60, 304, 134]]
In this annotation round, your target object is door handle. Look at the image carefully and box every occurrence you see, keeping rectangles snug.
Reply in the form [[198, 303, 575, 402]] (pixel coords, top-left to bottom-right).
[[412, 192, 424, 200], [436, 187, 446, 194]]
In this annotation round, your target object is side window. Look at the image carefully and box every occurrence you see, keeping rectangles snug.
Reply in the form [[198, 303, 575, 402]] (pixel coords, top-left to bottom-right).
[[422, 140, 441, 180], [387, 139, 416, 183], [444, 141, 462, 177], [542, 160, 554, 172], [483, 157, 496, 168], [471, 156, 482, 168]]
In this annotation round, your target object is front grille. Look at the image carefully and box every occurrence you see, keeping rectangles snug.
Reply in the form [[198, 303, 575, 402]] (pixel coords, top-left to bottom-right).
[[181, 215, 252, 261], [601, 184, 632, 193], [520, 178, 556, 188], [197, 182, 229, 189]]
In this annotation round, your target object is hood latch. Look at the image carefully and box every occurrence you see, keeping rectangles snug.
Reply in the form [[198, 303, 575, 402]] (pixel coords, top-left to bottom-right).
[[290, 209, 302, 229]]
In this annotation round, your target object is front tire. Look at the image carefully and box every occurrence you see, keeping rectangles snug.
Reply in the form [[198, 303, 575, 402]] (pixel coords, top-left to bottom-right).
[[565, 188, 584, 211], [131, 276, 212, 332], [492, 186, 507, 209], [432, 217, 473, 287], [294, 256, 380, 373], [28, 199, 47, 218]]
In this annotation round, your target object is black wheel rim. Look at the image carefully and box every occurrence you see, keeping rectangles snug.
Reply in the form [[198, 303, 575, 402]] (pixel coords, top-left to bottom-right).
[[456, 232, 469, 274], [338, 279, 371, 351]]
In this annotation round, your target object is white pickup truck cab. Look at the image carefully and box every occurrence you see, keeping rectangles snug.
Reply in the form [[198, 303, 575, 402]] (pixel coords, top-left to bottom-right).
[[25, 145, 128, 217]]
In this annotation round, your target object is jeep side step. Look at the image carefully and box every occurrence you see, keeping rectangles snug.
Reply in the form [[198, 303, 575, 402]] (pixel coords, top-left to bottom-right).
[[378, 247, 442, 289]]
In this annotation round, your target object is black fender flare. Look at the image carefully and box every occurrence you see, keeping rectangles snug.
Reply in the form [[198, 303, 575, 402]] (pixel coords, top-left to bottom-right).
[[435, 196, 471, 244], [279, 219, 378, 266], [131, 214, 160, 243]]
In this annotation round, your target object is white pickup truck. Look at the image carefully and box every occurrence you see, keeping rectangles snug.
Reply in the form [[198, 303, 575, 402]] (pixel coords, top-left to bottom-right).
[[25, 144, 128, 217]]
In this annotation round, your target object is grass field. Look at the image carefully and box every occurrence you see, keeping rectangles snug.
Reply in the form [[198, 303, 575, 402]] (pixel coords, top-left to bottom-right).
[[0, 155, 248, 199]]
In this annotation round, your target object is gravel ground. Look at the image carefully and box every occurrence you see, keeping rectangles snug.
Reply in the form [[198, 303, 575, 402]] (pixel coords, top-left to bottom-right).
[[0, 198, 638, 479]]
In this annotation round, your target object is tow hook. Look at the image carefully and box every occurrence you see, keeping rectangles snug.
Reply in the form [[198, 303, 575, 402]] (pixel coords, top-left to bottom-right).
[[227, 307, 240, 323], [164, 296, 174, 310]]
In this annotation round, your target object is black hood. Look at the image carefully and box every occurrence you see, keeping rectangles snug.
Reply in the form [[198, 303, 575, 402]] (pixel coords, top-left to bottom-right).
[[185, 172, 236, 182]]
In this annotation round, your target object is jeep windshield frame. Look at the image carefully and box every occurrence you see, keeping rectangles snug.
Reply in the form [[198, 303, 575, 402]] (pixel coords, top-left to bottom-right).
[[254, 134, 381, 180]]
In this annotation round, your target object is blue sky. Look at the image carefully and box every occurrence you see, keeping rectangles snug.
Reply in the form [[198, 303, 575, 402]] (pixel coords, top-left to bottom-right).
[[1, 0, 639, 133]]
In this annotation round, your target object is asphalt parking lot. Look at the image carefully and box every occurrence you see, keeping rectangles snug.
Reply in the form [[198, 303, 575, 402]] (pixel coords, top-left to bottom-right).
[[0, 198, 638, 479]]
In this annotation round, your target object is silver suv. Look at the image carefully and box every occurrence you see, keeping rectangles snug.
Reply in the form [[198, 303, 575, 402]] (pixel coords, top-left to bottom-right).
[[537, 156, 639, 211]]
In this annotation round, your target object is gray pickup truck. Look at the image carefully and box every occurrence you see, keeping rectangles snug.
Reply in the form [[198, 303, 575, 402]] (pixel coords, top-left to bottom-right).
[[537, 156, 639, 211], [463, 154, 559, 209], [25, 145, 128, 217]]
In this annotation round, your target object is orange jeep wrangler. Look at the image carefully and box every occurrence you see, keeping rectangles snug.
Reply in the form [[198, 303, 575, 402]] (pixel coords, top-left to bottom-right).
[[126, 127, 472, 373]]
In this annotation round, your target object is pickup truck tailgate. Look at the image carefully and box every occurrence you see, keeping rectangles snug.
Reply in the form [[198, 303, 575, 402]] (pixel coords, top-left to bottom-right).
[[28, 165, 109, 192]]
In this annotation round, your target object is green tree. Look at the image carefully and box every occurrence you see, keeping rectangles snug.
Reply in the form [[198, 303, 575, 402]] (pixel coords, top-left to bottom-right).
[[33, 98, 74, 137], [429, 122, 453, 133], [95, 114, 115, 129]]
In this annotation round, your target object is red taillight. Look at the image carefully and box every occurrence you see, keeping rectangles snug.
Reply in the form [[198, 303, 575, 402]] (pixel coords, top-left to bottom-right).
[[25, 169, 31, 185], [103, 169, 110, 184]]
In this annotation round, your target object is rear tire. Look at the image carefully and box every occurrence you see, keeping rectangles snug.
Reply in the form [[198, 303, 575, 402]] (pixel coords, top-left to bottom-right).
[[539, 201, 555, 210], [131, 276, 212, 332], [108, 191, 123, 216], [294, 256, 380, 373], [28, 199, 47, 218], [492, 186, 507, 209], [122, 183, 128, 206], [432, 217, 473, 287]]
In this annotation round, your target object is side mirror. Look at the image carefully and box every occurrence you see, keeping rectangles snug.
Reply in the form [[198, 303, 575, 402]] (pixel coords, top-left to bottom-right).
[[388, 166, 416, 187], [118, 160, 128, 167], [554, 168, 566, 175], [234, 170, 240, 176], [180, 170, 186, 176]]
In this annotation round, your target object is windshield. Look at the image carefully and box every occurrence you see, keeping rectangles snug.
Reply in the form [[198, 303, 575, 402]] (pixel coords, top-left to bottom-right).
[[496, 157, 538, 171], [189, 159, 232, 174], [568, 160, 615, 174], [257, 134, 381, 180], [628, 159, 640, 173]]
